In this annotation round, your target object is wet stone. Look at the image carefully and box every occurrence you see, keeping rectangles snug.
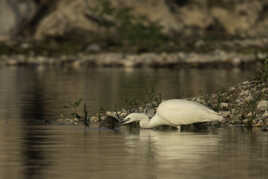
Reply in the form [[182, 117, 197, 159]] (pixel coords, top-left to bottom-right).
[[255, 120, 264, 127], [220, 102, 229, 110], [244, 94, 253, 102], [257, 100, 268, 111], [220, 111, 231, 118], [262, 111, 268, 119]]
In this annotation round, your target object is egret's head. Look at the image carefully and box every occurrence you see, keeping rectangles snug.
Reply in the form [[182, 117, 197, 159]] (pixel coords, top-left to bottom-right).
[[122, 113, 149, 125]]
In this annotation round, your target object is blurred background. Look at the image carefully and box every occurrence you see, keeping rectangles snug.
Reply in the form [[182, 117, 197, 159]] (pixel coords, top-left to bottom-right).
[[0, 0, 268, 53]]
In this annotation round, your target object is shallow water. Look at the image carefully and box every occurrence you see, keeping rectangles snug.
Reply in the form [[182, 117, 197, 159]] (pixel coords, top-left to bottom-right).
[[1, 122, 268, 179], [1, 66, 267, 179]]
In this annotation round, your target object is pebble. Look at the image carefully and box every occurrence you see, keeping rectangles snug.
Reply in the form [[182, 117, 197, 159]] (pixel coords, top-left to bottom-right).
[[73, 118, 79, 122], [244, 94, 253, 102], [6, 59, 17, 65], [255, 120, 264, 127], [229, 87, 236, 92], [247, 112, 253, 118], [257, 100, 268, 111], [86, 44, 101, 52], [242, 81, 250, 85], [262, 88, 268, 93], [262, 111, 268, 119], [122, 60, 136, 68], [232, 57, 241, 66], [242, 119, 249, 124], [235, 99, 242, 104], [240, 90, 250, 96], [220, 111, 231, 118], [90, 116, 98, 122], [220, 102, 229, 110], [105, 111, 116, 117]]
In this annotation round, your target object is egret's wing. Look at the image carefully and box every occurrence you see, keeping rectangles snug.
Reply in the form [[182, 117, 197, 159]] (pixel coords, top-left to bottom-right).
[[156, 99, 222, 125]]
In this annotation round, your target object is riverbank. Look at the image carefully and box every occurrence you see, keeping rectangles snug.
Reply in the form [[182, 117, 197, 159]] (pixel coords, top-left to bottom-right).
[[114, 79, 268, 129], [1, 36, 268, 68], [0, 50, 266, 68], [58, 78, 268, 130], [192, 80, 268, 128]]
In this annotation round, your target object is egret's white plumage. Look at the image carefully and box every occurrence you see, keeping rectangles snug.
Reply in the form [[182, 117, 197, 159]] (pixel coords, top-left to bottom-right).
[[122, 99, 223, 129]]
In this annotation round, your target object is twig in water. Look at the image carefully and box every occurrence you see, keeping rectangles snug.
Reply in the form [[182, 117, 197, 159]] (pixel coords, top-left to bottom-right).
[[84, 103, 90, 127]]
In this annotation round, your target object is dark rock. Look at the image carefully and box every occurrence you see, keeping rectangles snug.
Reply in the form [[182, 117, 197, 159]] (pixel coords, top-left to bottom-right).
[[261, 126, 268, 132], [99, 115, 120, 130]]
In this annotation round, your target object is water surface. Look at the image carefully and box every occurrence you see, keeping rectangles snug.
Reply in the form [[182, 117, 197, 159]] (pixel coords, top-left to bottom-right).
[[1, 66, 267, 179], [0, 66, 254, 117]]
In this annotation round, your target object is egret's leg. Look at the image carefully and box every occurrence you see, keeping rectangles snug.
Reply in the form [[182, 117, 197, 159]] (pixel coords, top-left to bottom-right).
[[177, 126, 181, 132]]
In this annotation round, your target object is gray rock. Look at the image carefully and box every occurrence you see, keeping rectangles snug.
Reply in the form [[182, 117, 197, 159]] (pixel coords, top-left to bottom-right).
[[255, 120, 264, 127], [244, 94, 253, 102], [262, 111, 268, 119], [246, 112, 253, 118], [262, 88, 268, 93], [240, 90, 250, 96], [90, 116, 98, 122], [86, 44, 101, 52], [220, 111, 231, 118], [220, 102, 228, 110], [257, 100, 268, 111], [242, 119, 250, 124]]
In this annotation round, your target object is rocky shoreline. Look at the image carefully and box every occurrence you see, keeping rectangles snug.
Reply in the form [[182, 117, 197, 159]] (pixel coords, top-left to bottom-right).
[[57, 79, 268, 130], [192, 80, 268, 128], [0, 50, 266, 68]]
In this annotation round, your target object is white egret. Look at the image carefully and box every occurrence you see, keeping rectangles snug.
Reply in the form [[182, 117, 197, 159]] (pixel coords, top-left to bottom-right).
[[122, 99, 223, 131]]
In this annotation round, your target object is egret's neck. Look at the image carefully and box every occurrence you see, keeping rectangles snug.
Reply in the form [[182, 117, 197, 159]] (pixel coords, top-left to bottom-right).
[[139, 118, 151, 128], [139, 114, 165, 129]]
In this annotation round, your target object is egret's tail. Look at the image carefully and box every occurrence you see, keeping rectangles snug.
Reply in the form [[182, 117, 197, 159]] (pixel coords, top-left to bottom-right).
[[210, 113, 224, 122]]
